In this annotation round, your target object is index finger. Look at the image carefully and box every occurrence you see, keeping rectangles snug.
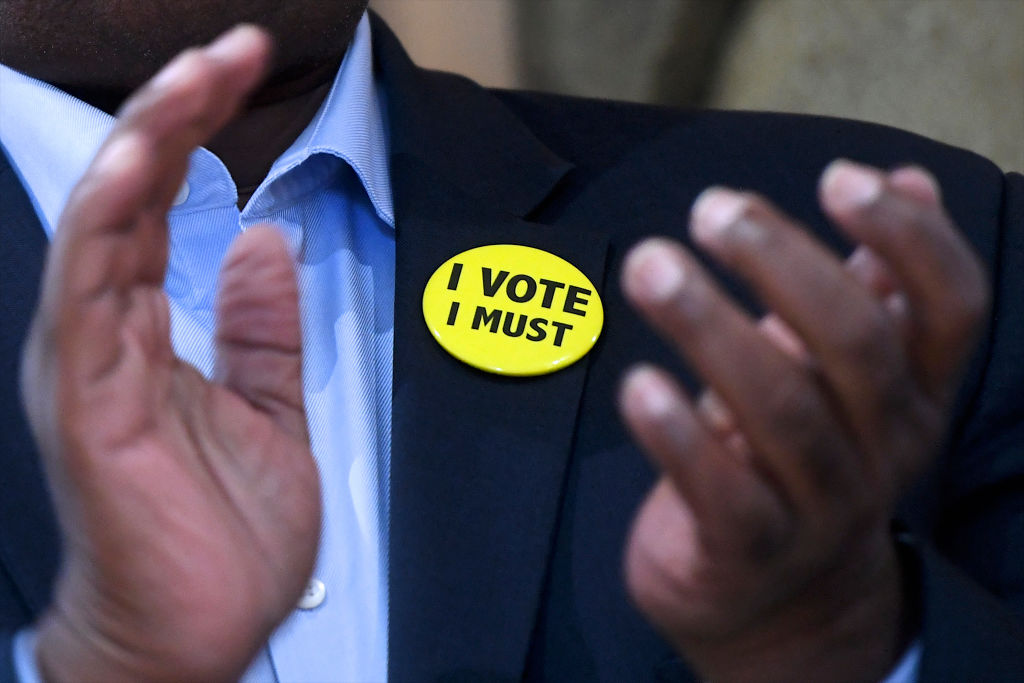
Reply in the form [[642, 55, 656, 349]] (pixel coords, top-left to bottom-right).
[[39, 25, 271, 381], [52, 25, 271, 294]]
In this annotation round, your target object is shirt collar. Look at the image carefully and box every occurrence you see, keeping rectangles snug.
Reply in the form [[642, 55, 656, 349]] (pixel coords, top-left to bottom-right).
[[0, 11, 393, 235], [248, 13, 393, 226], [0, 65, 113, 237]]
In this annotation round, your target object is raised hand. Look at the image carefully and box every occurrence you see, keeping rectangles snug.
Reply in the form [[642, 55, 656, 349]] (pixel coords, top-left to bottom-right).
[[618, 161, 988, 682], [20, 26, 321, 682]]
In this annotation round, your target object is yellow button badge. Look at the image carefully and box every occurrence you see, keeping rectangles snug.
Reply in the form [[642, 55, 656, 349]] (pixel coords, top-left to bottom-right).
[[422, 244, 604, 376]]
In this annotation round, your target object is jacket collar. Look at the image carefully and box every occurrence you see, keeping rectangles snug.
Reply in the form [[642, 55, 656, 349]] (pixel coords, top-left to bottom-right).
[[369, 11, 572, 221]]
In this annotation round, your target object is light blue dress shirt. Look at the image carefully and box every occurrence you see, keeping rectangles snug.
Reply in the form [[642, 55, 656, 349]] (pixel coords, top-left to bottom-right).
[[2, 13, 393, 683], [1, 11, 923, 683]]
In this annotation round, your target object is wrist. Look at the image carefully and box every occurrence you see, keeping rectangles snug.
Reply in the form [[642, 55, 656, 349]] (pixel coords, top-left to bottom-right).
[[34, 586, 252, 683], [36, 610, 246, 683], [32, 555, 285, 683], [680, 534, 911, 683], [35, 606, 137, 683]]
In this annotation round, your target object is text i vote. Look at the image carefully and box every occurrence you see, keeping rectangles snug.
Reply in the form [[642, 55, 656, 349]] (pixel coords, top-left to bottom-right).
[[422, 244, 604, 376]]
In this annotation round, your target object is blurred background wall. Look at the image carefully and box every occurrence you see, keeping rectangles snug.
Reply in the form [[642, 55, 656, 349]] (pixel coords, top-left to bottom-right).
[[371, 0, 1023, 173]]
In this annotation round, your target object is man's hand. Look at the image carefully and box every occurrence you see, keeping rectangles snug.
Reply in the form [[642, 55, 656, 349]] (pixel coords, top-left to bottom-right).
[[20, 26, 321, 683], [618, 161, 988, 682]]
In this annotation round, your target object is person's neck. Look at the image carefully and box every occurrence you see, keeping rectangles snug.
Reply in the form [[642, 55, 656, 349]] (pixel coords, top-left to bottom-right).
[[66, 56, 344, 209], [208, 58, 342, 208]]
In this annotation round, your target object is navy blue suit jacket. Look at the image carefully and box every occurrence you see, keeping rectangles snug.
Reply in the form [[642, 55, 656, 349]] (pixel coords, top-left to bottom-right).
[[2, 15, 1023, 681]]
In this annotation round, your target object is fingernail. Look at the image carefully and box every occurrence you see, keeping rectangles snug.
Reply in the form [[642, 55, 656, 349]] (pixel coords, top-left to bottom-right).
[[207, 24, 264, 60], [821, 160, 883, 211], [626, 366, 675, 419], [691, 187, 747, 244], [626, 241, 686, 303], [890, 165, 942, 204]]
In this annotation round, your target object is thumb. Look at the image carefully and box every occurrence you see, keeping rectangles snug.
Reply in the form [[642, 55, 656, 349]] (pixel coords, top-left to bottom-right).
[[214, 225, 307, 440]]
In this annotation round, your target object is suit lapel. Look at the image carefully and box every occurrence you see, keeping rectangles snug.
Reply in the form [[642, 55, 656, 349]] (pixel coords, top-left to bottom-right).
[[0, 157, 61, 617], [371, 15, 613, 680], [389, 161, 608, 682], [0, 16, 606, 676]]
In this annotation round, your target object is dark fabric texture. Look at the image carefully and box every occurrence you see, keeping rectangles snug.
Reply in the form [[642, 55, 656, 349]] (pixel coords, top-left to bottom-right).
[[1, 14, 1022, 682]]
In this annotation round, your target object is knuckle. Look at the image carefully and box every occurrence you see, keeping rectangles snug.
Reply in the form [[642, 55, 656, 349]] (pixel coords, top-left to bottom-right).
[[834, 305, 893, 364], [761, 373, 851, 490], [829, 306, 911, 398], [763, 372, 822, 431]]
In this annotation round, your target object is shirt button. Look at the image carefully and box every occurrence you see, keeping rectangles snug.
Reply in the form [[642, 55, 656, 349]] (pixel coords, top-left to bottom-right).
[[297, 578, 327, 610], [172, 181, 190, 206]]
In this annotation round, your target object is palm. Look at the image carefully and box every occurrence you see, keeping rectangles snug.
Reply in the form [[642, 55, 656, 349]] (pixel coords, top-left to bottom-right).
[[22, 29, 320, 682], [57, 290, 319, 677]]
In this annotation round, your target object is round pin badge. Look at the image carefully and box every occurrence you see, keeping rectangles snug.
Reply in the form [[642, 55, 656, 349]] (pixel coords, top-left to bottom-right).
[[422, 244, 604, 376]]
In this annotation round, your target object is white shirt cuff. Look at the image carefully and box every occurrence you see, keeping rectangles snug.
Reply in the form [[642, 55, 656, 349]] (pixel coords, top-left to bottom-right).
[[881, 639, 922, 683], [12, 628, 42, 683]]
